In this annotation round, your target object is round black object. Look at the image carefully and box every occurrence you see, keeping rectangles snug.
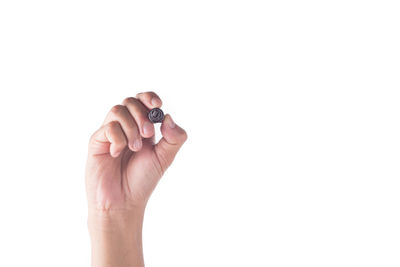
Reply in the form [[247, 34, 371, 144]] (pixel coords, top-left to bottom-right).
[[148, 108, 164, 123]]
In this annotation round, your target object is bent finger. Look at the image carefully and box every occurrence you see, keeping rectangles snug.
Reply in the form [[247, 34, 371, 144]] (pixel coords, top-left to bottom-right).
[[123, 97, 155, 138], [89, 121, 128, 157], [136, 91, 163, 109], [103, 105, 142, 151]]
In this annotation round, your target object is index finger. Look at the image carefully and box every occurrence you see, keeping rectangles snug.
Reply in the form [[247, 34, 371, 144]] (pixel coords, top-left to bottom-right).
[[136, 91, 163, 110]]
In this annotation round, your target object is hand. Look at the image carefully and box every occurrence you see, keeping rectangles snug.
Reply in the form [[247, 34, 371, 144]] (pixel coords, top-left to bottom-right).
[[86, 91, 187, 211], [85, 92, 187, 267]]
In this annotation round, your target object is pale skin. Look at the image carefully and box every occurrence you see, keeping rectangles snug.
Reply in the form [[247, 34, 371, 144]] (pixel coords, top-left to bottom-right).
[[85, 92, 187, 267]]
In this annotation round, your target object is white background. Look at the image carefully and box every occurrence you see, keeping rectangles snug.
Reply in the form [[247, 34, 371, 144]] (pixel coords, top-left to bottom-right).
[[0, 0, 399, 266]]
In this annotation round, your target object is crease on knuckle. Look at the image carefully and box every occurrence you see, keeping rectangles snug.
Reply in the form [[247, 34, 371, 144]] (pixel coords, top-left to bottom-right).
[[123, 97, 136, 105], [107, 120, 119, 129], [110, 104, 125, 115], [124, 97, 141, 108], [106, 121, 120, 138], [145, 91, 156, 96]]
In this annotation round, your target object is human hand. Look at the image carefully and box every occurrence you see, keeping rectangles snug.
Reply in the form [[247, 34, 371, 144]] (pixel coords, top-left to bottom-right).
[[85, 92, 187, 267]]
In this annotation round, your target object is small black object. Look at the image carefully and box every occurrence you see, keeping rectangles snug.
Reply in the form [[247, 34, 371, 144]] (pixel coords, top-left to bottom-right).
[[148, 108, 164, 123]]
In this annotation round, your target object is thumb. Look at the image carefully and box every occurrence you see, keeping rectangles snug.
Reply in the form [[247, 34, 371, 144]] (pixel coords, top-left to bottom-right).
[[154, 114, 188, 172]]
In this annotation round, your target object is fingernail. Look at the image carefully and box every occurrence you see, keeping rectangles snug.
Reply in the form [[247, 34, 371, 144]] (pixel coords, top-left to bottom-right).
[[151, 97, 161, 107], [167, 115, 176, 128], [132, 139, 142, 150], [143, 121, 154, 136]]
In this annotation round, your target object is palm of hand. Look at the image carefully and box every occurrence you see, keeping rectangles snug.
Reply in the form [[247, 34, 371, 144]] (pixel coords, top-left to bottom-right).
[[86, 137, 165, 211]]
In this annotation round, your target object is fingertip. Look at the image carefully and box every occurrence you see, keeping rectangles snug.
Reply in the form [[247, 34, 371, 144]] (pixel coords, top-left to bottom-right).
[[154, 115, 187, 170], [129, 139, 143, 152], [164, 114, 176, 129], [151, 97, 162, 108], [142, 121, 155, 138], [110, 147, 121, 158], [161, 114, 187, 145], [136, 91, 163, 109]]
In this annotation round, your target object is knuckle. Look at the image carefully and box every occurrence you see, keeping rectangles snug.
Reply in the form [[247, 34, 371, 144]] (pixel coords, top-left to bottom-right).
[[147, 91, 160, 100], [180, 129, 188, 142], [110, 104, 125, 115], [122, 97, 136, 105], [145, 91, 156, 96], [124, 97, 140, 107], [108, 120, 119, 128], [106, 121, 119, 132], [138, 91, 157, 99]]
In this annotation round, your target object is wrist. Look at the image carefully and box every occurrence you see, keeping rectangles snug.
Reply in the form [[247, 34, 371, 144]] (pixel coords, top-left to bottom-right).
[[88, 208, 145, 267], [88, 207, 145, 231]]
